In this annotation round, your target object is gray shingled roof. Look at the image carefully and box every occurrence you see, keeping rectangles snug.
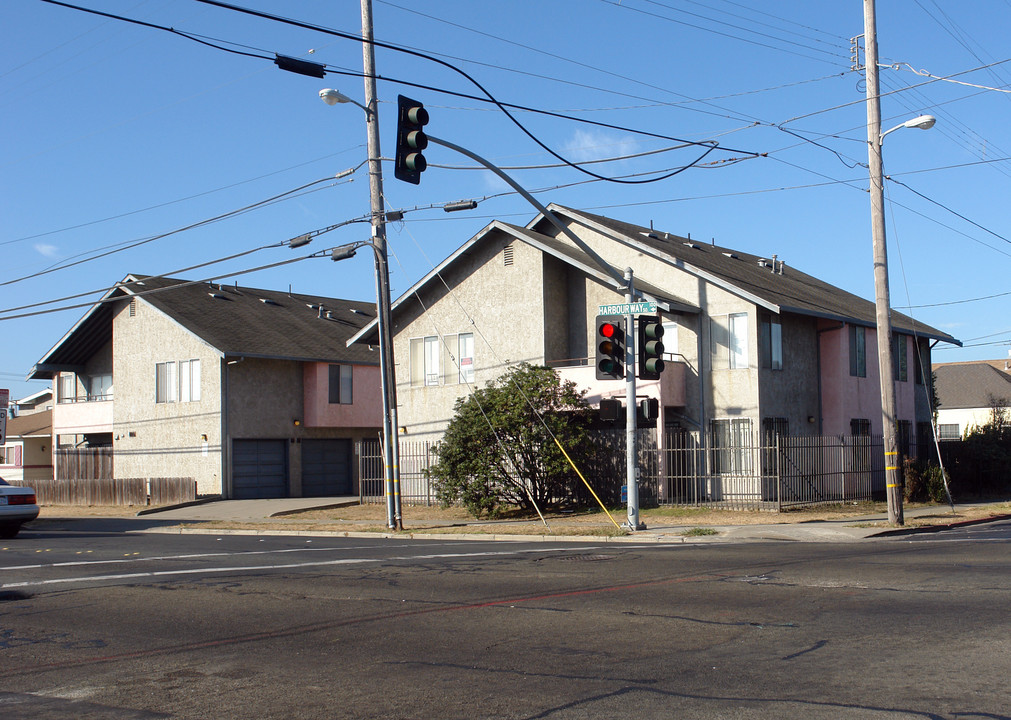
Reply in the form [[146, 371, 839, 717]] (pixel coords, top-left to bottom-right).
[[557, 208, 959, 344], [933, 362, 1011, 410], [132, 275, 379, 364], [31, 275, 379, 379]]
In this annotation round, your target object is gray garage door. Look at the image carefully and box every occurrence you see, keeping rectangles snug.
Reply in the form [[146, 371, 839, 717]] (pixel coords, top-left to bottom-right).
[[301, 439, 352, 497], [232, 440, 287, 499]]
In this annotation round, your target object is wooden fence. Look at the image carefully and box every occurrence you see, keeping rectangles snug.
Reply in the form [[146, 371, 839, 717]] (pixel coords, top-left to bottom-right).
[[11, 477, 196, 506], [56, 447, 113, 481]]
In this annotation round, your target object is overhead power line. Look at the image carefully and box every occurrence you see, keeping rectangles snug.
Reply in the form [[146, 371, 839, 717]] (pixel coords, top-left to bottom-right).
[[186, 0, 762, 183], [0, 175, 349, 288]]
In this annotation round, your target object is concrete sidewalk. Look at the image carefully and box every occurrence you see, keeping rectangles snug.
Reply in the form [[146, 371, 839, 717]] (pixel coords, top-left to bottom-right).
[[124, 497, 1011, 544]]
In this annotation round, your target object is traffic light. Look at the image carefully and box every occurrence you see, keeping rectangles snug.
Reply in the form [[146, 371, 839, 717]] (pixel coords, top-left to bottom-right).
[[595, 315, 626, 380], [395, 95, 429, 184], [637, 314, 665, 380]]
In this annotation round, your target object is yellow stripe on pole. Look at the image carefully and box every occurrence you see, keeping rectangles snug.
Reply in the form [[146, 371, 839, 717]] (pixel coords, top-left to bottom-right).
[[553, 436, 622, 530], [886, 466, 899, 471], [885, 451, 898, 456], [886, 483, 901, 488]]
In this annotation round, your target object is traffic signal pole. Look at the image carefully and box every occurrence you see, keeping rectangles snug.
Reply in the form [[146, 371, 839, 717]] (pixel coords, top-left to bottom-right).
[[624, 269, 643, 531], [360, 0, 401, 530]]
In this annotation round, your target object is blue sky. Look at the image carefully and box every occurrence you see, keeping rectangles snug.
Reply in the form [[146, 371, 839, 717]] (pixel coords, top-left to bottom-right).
[[3, 0, 1010, 401]]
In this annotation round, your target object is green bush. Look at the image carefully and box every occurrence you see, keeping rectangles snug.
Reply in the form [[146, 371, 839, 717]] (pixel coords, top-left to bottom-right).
[[904, 459, 951, 504], [427, 363, 592, 518]]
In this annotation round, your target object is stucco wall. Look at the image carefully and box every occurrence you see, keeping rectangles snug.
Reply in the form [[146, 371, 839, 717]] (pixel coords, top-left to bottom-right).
[[303, 362, 382, 428], [226, 357, 379, 497], [112, 297, 224, 495], [936, 407, 991, 437], [758, 313, 821, 434], [393, 231, 549, 441], [819, 324, 927, 436]]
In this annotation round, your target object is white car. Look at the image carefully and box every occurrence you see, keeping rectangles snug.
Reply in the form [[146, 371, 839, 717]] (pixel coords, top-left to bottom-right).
[[0, 477, 39, 538]]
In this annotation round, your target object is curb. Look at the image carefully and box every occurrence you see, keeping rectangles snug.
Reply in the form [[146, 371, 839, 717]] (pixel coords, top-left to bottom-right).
[[868, 513, 1011, 538], [137, 525, 723, 544]]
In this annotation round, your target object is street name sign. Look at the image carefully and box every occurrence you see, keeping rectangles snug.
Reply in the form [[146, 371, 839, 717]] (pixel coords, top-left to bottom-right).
[[597, 301, 657, 316]]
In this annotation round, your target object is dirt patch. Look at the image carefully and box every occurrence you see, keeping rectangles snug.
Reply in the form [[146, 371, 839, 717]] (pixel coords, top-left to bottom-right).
[[38, 504, 150, 518], [36, 500, 1011, 536]]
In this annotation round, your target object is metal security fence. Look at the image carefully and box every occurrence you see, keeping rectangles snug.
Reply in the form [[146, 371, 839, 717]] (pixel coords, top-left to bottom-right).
[[654, 431, 884, 510], [357, 432, 887, 512], [358, 440, 437, 506]]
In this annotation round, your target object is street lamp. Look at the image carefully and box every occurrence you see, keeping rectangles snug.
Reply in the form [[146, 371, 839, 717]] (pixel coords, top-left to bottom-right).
[[319, 88, 371, 115], [880, 114, 936, 140], [320, 86, 402, 530]]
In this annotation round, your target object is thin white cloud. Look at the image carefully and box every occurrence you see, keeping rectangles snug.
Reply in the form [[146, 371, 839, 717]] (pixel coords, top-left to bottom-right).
[[562, 129, 639, 165], [33, 243, 59, 258]]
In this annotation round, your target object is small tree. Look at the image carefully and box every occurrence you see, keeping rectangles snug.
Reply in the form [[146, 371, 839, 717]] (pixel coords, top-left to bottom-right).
[[428, 363, 592, 517]]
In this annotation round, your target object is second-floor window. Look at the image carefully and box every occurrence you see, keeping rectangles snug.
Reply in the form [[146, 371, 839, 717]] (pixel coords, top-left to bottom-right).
[[328, 364, 353, 405], [58, 373, 76, 403], [89, 374, 113, 401], [711, 313, 748, 370], [849, 325, 867, 378], [893, 334, 908, 382], [156, 359, 200, 404], [760, 315, 782, 370], [409, 333, 475, 387]]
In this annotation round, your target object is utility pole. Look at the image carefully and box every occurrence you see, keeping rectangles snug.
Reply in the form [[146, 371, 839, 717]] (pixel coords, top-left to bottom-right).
[[863, 0, 903, 526], [360, 0, 402, 529]]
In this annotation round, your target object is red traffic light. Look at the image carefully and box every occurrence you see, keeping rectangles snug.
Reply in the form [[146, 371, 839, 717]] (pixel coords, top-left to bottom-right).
[[599, 321, 619, 339]]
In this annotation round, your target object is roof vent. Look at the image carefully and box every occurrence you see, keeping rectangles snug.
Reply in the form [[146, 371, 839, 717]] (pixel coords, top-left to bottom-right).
[[722, 252, 738, 260], [757, 259, 773, 269], [640, 231, 660, 240], [259, 298, 280, 306], [682, 241, 698, 249], [208, 292, 230, 300]]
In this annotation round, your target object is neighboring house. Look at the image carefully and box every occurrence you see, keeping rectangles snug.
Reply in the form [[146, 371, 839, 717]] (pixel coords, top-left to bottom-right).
[[932, 360, 1011, 439], [12, 388, 53, 416], [1, 409, 53, 483], [29, 275, 383, 499], [350, 205, 959, 467]]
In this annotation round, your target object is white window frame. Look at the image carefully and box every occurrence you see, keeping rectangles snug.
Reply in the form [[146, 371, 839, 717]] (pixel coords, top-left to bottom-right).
[[157, 359, 199, 404], [661, 319, 678, 362], [728, 313, 748, 369], [458, 333, 475, 384]]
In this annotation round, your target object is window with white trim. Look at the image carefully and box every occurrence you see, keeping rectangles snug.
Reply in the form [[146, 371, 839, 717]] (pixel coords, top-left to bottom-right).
[[89, 373, 113, 401], [711, 313, 749, 370], [58, 373, 76, 404], [156, 359, 200, 403], [661, 319, 678, 362], [938, 423, 960, 441], [410, 333, 475, 387]]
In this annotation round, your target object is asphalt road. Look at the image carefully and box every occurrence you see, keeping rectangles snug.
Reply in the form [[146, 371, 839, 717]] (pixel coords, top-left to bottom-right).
[[1, 522, 1010, 719]]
